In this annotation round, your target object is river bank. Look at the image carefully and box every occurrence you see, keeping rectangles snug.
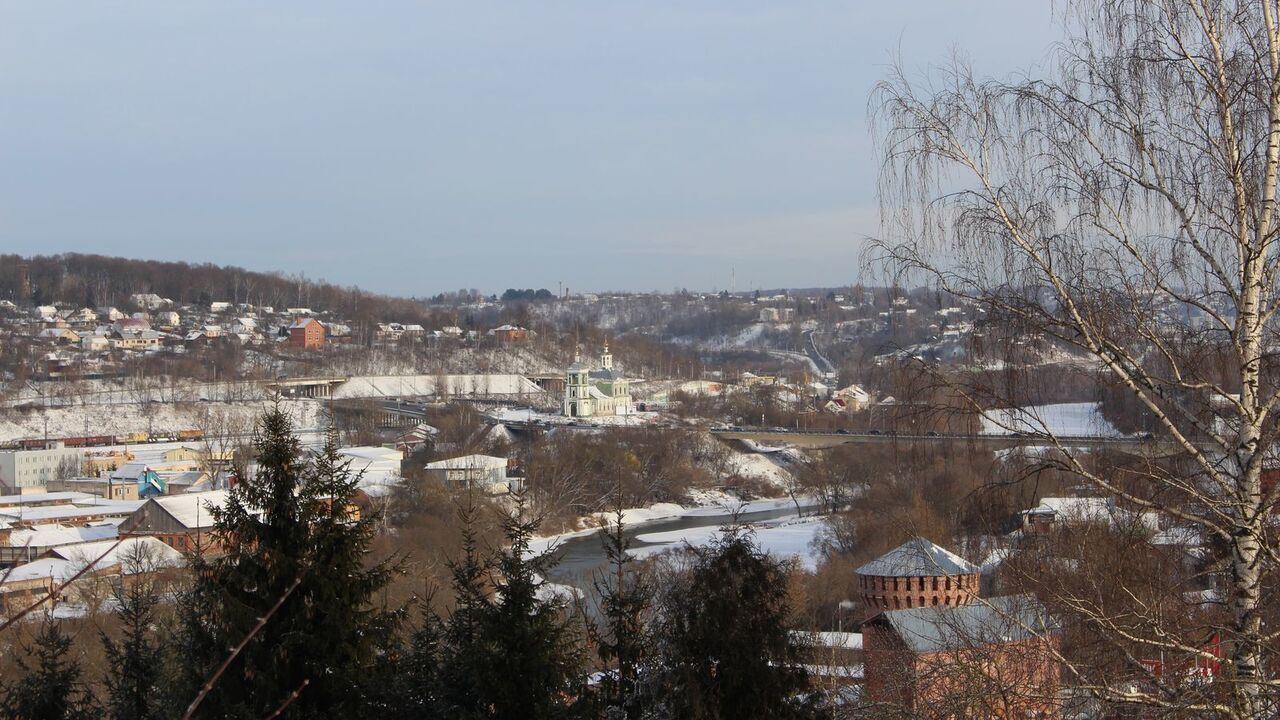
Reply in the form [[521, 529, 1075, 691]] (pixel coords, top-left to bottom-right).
[[533, 493, 827, 591]]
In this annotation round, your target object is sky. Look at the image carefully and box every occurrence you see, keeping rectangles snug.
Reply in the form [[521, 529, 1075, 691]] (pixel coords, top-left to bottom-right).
[[0, 2, 1060, 296]]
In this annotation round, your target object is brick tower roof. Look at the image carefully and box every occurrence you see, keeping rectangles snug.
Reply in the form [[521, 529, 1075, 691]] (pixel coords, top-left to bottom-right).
[[856, 537, 978, 577]]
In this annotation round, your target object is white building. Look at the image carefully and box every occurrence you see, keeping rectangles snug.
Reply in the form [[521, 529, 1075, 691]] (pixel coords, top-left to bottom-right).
[[563, 343, 633, 418], [0, 444, 85, 491], [423, 454, 511, 492], [130, 293, 169, 310], [337, 446, 403, 492]]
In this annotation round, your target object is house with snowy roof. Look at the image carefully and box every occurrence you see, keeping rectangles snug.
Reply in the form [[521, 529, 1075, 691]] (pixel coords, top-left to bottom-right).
[[0, 536, 182, 612], [423, 454, 512, 493], [825, 384, 872, 414], [119, 490, 229, 552], [488, 324, 529, 342], [0, 523, 118, 564]]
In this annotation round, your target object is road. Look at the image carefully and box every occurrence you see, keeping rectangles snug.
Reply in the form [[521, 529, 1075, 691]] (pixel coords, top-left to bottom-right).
[[710, 427, 1165, 452], [803, 331, 836, 377]]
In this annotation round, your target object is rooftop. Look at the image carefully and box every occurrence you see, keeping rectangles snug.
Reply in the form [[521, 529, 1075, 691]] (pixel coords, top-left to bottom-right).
[[424, 454, 508, 471], [148, 490, 230, 529], [856, 538, 978, 577], [872, 594, 1058, 654], [0, 491, 95, 507]]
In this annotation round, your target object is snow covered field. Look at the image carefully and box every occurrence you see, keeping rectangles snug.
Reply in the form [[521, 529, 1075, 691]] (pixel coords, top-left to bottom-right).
[[980, 402, 1125, 437], [333, 374, 545, 400], [0, 399, 325, 443]]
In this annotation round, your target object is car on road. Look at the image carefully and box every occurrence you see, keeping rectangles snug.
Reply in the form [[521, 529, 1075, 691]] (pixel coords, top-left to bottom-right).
[[867, 429, 882, 435]]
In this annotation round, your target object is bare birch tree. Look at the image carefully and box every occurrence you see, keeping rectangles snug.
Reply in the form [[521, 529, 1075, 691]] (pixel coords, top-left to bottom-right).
[[872, 1, 1280, 715]]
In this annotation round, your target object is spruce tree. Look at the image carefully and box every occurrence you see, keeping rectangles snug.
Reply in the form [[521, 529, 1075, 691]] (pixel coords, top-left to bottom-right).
[[590, 504, 653, 720], [479, 495, 585, 720], [436, 498, 495, 719], [1, 621, 99, 720], [436, 494, 585, 720], [366, 608, 445, 720], [178, 408, 395, 719], [651, 529, 825, 720], [100, 547, 162, 720]]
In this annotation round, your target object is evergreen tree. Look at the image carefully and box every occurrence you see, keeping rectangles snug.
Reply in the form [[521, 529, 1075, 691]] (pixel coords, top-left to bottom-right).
[[589, 504, 653, 720], [1, 621, 99, 720], [650, 529, 825, 720], [100, 545, 163, 720], [366, 607, 445, 720], [436, 494, 585, 720], [178, 409, 395, 719], [479, 496, 585, 720], [436, 498, 496, 719]]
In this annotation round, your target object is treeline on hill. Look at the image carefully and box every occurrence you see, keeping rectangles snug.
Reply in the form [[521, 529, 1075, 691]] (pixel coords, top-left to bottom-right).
[[0, 408, 831, 720], [0, 253, 436, 327], [500, 288, 555, 302]]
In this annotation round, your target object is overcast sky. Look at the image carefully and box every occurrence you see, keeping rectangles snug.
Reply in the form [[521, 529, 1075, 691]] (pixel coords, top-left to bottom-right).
[[0, 3, 1058, 296]]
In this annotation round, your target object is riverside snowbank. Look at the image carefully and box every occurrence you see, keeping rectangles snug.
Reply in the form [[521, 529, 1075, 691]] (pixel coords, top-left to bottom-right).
[[527, 493, 819, 556]]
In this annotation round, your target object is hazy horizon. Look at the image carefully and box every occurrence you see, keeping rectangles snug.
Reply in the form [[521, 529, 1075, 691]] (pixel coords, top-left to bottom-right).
[[1, 3, 1059, 296]]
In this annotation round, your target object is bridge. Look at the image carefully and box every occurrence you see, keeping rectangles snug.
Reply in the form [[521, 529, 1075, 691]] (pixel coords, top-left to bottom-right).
[[262, 376, 348, 398]]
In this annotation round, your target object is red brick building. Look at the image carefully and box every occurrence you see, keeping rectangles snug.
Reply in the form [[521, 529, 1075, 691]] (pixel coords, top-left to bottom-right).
[[859, 539, 1062, 718], [489, 324, 529, 343], [288, 317, 326, 349]]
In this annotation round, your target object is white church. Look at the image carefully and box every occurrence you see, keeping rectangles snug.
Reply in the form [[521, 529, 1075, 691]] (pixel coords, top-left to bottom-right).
[[563, 343, 633, 418]]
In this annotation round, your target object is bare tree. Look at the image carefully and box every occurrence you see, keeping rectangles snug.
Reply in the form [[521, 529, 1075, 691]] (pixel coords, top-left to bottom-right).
[[872, 1, 1280, 715]]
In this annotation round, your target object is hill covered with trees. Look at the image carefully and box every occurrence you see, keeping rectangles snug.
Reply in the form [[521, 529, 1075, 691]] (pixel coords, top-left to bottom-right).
[[0, 253, 434, 325]]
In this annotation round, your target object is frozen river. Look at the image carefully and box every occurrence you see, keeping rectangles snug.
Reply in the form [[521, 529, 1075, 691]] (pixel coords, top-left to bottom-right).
[[542, 499, 825, 594]]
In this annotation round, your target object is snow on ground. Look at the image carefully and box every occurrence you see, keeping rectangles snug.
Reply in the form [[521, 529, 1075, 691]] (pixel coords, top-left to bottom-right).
[[629, 515, 826, 570], [980, 402, 1125, 437], [739, 439, 786, 454], [767, 350, 821, 376], [730, 323, 767, 348], [333, 374, 545, 399], [527, 494, 820, 556], [0, 399, 324, 443], [724, 451, 795, 489]]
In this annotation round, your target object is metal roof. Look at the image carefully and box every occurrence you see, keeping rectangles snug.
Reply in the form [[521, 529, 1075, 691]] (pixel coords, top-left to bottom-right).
[[856, 537, 978, 577], [872, 594, 1059, 654]]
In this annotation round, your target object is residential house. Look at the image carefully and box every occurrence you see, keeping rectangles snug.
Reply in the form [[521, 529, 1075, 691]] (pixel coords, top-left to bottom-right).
[[489, 324, 529, 342], [423, 454, 512, 493], [130, 293, 168, 310], [288, 317, 326, 349]]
